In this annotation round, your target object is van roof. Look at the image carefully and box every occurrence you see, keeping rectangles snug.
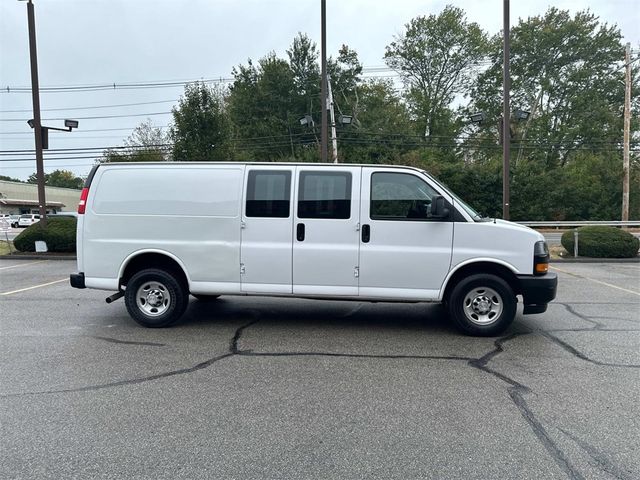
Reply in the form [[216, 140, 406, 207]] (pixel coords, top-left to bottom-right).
[[85, 162, 426, 187]]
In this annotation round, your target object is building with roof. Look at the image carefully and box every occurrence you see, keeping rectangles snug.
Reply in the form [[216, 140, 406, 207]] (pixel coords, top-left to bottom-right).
[[0, 180, 81, 214]]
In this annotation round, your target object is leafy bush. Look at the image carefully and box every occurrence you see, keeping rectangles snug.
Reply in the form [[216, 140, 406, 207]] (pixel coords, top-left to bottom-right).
[[14, 216, 76, 253], [561, 226, 639, 258]]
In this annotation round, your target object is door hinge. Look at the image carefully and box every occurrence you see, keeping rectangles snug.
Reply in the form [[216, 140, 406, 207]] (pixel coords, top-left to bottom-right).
[[240, 263, 246, 275], [355, 222, 360, 231], [240, 221, 246, 229], [354, 266, 359, 278]]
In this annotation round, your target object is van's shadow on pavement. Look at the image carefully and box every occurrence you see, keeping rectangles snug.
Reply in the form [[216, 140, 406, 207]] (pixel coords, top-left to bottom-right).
[[178, 296, 461, 335]]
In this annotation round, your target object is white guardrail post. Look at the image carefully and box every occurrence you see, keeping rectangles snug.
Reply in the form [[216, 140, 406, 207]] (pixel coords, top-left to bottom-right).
[[574, 230, 579, 257]]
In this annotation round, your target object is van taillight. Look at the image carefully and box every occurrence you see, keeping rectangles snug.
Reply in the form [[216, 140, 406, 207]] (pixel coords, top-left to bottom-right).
[[78, 187, 89, 214]]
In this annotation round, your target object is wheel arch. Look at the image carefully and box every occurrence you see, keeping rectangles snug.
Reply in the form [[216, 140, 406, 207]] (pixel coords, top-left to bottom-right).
[[119, 250, 190, 290], [441, 259, 520, 302]]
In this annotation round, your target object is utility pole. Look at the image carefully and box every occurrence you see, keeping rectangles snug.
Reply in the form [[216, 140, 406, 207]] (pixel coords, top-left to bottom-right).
[[327, 77, 338, 163], [502, 0, 511, 221], [320, 0, 328, 163], [622, 42, 631, 222], [25, 0, 47, 227]]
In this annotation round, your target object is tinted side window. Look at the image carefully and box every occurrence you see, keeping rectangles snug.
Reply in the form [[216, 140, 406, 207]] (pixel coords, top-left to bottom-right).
[[371, 172, 439, 220], [246, 170, 291, 218], [298, 172, 351, 219]]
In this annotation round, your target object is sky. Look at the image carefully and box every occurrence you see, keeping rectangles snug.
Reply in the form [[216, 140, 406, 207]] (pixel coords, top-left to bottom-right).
[[1, 0, 638, 181]]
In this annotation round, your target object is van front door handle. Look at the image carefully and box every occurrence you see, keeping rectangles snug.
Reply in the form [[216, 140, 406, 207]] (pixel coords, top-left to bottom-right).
[[296, 223, 305, 241], [362, 224, 370, 243]]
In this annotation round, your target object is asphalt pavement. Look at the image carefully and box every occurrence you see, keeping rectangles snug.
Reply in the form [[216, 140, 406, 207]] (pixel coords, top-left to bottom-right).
[[0, 260, 639, 479]]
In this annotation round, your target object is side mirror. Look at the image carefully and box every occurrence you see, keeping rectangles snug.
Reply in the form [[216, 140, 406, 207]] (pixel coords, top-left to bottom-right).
[[428, 195, 450, 219]]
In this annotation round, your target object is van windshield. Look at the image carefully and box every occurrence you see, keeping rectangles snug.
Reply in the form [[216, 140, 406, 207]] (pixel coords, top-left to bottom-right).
[[419, 171, 483, 221]]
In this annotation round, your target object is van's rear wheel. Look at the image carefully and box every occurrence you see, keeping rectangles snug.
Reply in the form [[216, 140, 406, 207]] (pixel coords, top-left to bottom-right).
[[125, 269, 187, 328], [447, 274, 516, 336]]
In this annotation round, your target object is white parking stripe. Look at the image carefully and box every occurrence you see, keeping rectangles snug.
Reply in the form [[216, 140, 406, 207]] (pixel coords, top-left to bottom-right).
[[550, 265, 640, 296], [0, 260, 48, 271], [0, 278, 67, 296]]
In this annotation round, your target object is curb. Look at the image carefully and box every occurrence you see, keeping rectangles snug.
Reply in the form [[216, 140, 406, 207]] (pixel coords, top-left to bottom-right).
[[0, 255, 76, 261], [551, 257, 639, 263]]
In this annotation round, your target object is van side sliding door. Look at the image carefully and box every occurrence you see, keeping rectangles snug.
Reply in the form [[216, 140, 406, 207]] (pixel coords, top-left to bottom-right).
[[293, 166, 362, 296], [240, 166, 295, 294]]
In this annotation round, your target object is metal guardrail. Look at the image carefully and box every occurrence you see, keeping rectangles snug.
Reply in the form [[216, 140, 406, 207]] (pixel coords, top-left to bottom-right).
[[519, 221, 640, 228]]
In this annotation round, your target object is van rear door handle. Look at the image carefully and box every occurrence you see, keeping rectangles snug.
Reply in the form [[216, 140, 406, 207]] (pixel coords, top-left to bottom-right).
[[362, 224, 370, 243], [296, 223, 305, 241]]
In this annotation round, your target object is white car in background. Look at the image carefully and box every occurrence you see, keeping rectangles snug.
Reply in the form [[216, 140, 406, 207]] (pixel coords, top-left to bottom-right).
[[18, 214, 41, 227]]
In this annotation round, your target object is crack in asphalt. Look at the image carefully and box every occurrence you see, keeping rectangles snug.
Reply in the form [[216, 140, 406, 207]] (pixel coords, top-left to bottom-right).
[[0, 353, 234, 398], [509, 387, 586, 480], [89, 336, 166, 347], [558, 427, 636, 480], [538, 330, 640, 369], [556, 302, 603, 329]]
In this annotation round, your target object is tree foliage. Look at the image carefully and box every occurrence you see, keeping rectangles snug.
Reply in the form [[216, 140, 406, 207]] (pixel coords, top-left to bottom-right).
[[171, 82, 231, 161], [101, 119, 170, 163], [384, 5, 489, 140], [27, 169, 84, 189]]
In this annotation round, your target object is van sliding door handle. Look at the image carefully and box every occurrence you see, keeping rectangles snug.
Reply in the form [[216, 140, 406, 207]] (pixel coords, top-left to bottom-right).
[[362, 224, 370, 243], [296, 223, 305, 241]]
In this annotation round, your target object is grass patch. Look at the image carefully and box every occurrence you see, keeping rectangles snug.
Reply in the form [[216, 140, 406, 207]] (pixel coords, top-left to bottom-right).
[[0, 240, 12, 256]]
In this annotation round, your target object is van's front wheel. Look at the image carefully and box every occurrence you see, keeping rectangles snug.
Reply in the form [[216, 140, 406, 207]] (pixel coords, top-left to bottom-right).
[[125, 269, 188, 327], [447, 274, 516, 336]]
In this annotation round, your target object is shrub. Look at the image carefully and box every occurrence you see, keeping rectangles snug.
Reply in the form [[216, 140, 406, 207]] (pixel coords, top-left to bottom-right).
[[14, 216, 76, 253], [561, 226, 639, 258]]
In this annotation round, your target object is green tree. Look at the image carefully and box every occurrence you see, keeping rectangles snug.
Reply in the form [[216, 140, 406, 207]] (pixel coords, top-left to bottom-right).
[[101, 118, 170, 163], [339, 79, 414, 163], [0, 175, 23, 183], [27, 169, 84, 189], [171, 82, 231, 161], [470, 8, 628, 167], [384, 5, 489, 141]]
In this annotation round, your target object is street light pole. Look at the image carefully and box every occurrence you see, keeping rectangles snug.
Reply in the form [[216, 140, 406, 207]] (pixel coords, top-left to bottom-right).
[[320, 0, 328, 163], [25, 0, 47, 227], [502, 0, 511, 221]]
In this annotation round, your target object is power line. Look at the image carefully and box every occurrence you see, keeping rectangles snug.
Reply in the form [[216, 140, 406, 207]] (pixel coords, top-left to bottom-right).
[[0, 111, 173, 122], [0, 99, 178, 114]]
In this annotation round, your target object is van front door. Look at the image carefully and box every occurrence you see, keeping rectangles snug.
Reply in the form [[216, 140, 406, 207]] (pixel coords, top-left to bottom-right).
[[358, 168, 454, 300], [293, 166, 361, 296], [240, 167, 295, 294]]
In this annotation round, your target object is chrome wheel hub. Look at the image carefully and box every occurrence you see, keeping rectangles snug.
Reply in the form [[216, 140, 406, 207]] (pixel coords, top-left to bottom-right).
[[136, 281, 171, 316], [463, 287, 503, 325]]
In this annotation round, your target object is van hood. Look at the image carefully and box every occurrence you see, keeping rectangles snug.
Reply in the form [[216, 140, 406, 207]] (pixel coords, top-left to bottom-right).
[[490, 218, 545, 242]]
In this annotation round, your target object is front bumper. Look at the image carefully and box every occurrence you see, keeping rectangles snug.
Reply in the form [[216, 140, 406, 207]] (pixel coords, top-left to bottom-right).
[[70, 272, 85, 289], [517, 273, 558, 314]]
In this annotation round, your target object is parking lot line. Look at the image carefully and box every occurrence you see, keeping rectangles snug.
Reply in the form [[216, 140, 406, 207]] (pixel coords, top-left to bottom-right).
[[550, 265, 640, 296], [0, 278, 67, 296], [0, 260, 48, 271]]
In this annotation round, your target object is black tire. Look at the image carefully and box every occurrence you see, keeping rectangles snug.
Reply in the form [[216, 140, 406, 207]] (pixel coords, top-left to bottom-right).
[[124, 268, 188, 328], [447, 274, 517, 336], [192, 294, 220, 301]]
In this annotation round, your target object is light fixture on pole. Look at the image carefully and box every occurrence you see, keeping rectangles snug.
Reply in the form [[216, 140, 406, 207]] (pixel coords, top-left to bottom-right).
[[28, 119, 79, 150], [513, 109, 530, 121], [469, 112, 486, 124], [299, 115, 314, 127]]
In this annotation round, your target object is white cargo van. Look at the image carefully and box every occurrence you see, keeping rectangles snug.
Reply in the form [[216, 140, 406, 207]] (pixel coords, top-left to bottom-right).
[[70, 163, 557, 336]]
